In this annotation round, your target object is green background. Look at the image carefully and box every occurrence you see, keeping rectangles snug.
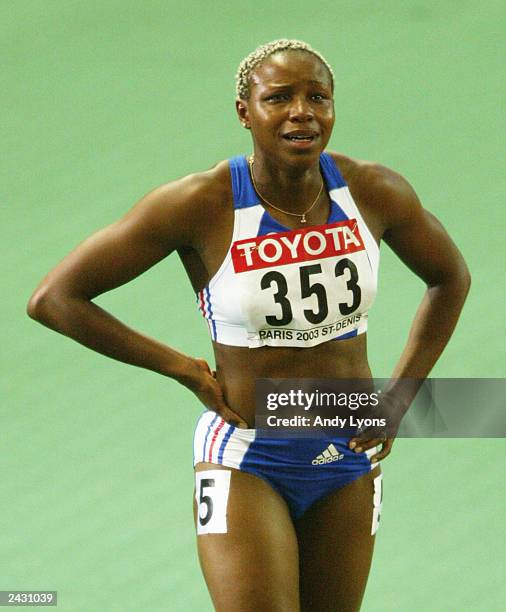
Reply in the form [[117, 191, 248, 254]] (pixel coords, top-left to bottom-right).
[[2, 1, 505, 610]]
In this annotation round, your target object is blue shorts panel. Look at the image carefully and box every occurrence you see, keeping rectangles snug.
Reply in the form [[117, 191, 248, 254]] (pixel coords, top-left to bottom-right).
[[193, 410, 376, 519], [240, 436, 373, 518]]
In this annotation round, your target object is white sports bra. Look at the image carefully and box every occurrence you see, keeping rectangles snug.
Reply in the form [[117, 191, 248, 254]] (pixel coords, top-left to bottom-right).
[[197, 153, 379, 348]]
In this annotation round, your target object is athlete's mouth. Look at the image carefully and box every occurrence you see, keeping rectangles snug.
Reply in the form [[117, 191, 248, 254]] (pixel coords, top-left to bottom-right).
[[282, 130, 318, 142]]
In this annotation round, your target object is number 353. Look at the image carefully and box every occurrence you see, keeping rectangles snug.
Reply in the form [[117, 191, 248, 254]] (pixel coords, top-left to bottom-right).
[[260, 259, 361, 326]]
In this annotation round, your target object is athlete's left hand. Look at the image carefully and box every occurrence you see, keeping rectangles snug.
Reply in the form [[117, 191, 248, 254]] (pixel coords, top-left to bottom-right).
[[348, 392, 405, 463], [348, 435, 394, 464]]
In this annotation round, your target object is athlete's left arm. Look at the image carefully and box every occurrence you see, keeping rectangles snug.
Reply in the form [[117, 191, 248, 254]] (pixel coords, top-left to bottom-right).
[[350, 165, 471, 461]]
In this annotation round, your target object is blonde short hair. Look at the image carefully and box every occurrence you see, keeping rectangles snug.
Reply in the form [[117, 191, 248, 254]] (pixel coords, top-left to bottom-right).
[[235, 39, 334, 100]]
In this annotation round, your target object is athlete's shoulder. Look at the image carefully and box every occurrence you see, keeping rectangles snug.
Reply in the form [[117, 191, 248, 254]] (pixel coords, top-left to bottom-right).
[[326, 151, 415, 196], [118, 159, 233, 250], [326, 151, 423, 228], [153, 159, 232, 209]]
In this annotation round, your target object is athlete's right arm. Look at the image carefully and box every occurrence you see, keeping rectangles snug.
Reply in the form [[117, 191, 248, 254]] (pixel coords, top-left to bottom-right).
[[27, 173, 247, 426]]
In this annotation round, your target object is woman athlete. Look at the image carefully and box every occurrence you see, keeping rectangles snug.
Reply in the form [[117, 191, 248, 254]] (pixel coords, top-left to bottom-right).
[[28, 40, 470, 611]]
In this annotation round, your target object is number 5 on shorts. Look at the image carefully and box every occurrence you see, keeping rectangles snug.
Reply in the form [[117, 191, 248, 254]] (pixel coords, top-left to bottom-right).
[[195, 470, 231, 535]]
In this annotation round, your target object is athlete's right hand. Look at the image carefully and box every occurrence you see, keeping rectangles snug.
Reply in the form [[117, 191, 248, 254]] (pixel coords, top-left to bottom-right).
[[183, 357, 249, 428]]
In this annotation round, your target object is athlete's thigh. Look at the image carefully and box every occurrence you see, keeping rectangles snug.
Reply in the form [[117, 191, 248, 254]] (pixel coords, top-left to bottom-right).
[[194, 462, 300, 612], [295, 466, 383, 612]]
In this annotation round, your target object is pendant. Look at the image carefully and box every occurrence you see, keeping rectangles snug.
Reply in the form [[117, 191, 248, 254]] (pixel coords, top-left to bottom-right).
[[301, 214, 306, 223]]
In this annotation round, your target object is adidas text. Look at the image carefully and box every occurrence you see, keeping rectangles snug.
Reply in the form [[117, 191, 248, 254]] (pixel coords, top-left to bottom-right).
[[312, 443, 344, 465]]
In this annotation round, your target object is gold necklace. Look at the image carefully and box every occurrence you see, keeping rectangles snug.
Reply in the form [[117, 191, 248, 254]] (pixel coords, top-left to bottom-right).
[[248, 155, 324, 224]]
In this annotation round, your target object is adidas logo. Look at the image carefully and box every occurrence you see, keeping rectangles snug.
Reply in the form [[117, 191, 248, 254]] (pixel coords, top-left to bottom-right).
[[312, 443, 344, 465]]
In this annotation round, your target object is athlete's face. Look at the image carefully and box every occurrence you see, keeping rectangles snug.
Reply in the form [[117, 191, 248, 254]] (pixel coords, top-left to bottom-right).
[[236, 51, 335, 164]]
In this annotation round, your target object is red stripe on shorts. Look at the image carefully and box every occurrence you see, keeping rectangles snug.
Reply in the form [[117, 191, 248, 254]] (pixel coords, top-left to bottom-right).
[[207, 418, 226, 462], [198, 290, 206, 316]]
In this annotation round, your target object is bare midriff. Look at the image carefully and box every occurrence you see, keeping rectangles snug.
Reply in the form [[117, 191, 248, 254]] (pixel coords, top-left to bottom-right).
[[213, 333, 372, 427]]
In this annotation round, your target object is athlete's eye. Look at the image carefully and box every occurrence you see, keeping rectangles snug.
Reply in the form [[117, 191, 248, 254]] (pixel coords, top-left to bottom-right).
[[311, 93, 328, 102], [265, 93, 290, 102]]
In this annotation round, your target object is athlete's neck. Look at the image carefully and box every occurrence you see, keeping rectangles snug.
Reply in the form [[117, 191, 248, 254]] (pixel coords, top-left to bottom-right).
[[250, 152, 323, 212]]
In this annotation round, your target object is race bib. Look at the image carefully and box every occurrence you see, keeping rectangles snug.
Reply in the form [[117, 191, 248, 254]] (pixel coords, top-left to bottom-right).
[[231, 220, 376, 347]]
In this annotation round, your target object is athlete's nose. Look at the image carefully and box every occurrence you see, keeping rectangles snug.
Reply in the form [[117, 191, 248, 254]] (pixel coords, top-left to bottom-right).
[[288, 96, 314, 122]]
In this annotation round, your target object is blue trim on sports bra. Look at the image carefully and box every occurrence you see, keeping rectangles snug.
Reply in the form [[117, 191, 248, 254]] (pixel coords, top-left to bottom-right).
[[335, 329, 358, 340], [230, 152, 347, 211], [252, 152, 350, 236], [327, 199, 349, 223], [204, 287, 217, 340], [319, 152, 347, 189], [258, 199, 349, 237], [258, 210, 289, 235], [229, 156, 260, 209]]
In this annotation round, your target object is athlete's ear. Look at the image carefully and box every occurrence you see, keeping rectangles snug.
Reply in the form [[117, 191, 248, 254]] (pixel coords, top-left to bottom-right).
[[236, 99, 251, 129]]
